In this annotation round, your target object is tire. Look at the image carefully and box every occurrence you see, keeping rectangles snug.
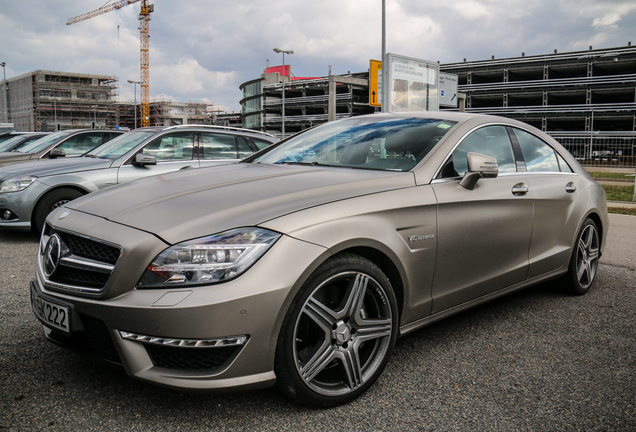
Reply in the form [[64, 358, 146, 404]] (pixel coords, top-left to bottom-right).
[[275, 253, 398, 407], [33, 188, 83, 234], [562, 217, 600, 295]]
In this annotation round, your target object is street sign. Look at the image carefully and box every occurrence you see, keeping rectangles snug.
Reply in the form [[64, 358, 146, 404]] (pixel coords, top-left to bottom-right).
[[369, 59, 382, 107], [439, 73, 459, 108]]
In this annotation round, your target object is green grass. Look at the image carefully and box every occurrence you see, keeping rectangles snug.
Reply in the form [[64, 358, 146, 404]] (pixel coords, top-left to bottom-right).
[[589, 171, 635, 180], [608, 207, 636, 216], [602, 184, 635, 202]]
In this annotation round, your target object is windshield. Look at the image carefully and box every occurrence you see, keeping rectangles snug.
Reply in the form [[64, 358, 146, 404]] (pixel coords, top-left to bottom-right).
[[88, 130, 155, 159], [0, 136, 26, 152], [17, 130, 74, 154], [255, 116, 457, 172]]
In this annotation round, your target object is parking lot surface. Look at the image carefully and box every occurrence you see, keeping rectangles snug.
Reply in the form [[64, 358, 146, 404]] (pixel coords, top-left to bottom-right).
[[1, 215, 634, 431]]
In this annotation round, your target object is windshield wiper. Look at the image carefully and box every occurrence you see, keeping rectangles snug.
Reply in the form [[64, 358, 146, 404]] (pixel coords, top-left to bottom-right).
[[279, 161, 322, 166]]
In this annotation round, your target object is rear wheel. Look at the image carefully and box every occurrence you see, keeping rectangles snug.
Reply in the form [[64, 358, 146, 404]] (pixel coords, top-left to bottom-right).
[[33, 188, 83, 234], [563, 218, 600, 295], [275, 253, 398, 407]]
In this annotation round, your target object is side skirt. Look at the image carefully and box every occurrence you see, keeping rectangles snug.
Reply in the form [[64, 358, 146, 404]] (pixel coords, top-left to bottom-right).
[[398, 266, 568, 337]]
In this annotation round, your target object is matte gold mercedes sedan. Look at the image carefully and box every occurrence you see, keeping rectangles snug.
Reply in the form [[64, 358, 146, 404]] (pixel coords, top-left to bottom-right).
[[31, 112, 608, 407]]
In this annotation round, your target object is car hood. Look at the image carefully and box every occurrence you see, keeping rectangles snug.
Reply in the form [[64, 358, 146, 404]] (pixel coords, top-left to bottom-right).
[[0, 157, 112, 180], [67, 163, 415, 244], [0, 152, 33, 166]]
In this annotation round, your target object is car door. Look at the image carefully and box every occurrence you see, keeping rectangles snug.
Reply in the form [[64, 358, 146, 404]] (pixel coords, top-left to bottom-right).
[[509, 127, 580, 278], [430, 125, 534, 313], [116, 131, 199, 184], [199, 132, 249, 168]]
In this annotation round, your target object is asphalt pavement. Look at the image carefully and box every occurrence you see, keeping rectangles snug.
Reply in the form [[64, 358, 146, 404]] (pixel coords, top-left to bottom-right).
[[0, 215, 634, 431]]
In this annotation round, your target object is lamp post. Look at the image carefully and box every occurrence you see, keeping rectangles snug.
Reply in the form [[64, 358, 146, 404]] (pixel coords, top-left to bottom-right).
[[381, 0, 387, 112], [50, 97, 60, 130], [273, 48, 293, 138], [127, 80, 142, 129], [0, 62, 7, 123]]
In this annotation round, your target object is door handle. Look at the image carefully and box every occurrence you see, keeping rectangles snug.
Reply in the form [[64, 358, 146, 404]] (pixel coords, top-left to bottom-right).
[[512, 183, 529, 196], [566, 182, 577, 193]]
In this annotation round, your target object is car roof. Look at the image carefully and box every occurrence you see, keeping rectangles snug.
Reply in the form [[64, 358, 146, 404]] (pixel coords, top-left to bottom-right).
[[130, 124, 276, 139]]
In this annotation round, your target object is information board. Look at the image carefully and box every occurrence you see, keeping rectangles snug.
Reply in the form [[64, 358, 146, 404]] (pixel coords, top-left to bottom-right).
[[386, 54, 439, 112]]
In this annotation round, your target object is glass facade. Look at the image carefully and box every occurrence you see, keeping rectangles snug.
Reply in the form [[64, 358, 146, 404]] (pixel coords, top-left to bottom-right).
[[241, 80, 263, 130]]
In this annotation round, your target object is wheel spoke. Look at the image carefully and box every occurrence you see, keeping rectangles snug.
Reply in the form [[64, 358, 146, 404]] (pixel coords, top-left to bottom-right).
[[577, 260, 591, 283], [355, 318, 392, 343], [303, 297, 338, 333], [338, 348, 363, 390], [583, 226, 594, 249], [588, 247, 600, 261], [344, 274, 369, 319], [300, 342, 338, 383]]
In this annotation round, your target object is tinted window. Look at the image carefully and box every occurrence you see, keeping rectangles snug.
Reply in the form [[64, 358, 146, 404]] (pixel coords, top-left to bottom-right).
[[17, 130, 73, 154], [90, 130, 154, 160], [58, 132, 108, 156], [513, 129, 560, 172], [237, 137, 253, 158], [251, 137, 273, 150], [142, 132, 194, 162], [445, 125, 516, 177], [556, 152, 573, 173], [201, 133, 238, 159]]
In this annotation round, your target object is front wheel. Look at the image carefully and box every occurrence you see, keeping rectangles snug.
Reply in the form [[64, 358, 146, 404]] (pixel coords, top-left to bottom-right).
[[33, 188, 83, 234], [275, 253, 398, 407], [562, 217, 600, 295]]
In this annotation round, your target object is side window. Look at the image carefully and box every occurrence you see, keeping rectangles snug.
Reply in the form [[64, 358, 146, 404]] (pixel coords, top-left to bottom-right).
[[513, 128, 560, 172], [236, 136, 253, 158], [443, 125, 516, 178], [142, 132, 194, 162], [251, 137, 273, 150], [57, 133, 105, 155], [556, 152, 573, 173], [201, 133, 238, 159]]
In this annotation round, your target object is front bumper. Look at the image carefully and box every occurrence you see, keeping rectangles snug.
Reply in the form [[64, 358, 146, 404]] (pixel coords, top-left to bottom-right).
[[32, 211, 329, 392], [0, 181, 47, 228]]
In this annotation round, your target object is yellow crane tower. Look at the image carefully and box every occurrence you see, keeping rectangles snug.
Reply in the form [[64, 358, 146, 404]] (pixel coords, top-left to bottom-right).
[[67, 0, 153, 127]]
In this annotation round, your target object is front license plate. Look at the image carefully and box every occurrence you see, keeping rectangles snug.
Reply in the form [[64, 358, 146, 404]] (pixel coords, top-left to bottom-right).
[[32, 291, 70, 333]]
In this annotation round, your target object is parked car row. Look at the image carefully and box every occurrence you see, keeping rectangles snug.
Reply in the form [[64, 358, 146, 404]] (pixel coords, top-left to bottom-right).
[[24, 112, 608, 407], [0, 125, 277, 232], [0, 132, 50, 152]]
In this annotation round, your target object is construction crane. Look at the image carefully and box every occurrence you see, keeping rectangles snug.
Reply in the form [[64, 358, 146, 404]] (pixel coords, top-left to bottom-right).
[[67, 0, 153, 127]]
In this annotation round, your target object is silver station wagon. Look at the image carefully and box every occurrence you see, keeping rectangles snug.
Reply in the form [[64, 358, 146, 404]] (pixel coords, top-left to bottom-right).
[[31, 112, 608, 407], [0, 125, 276, 232]]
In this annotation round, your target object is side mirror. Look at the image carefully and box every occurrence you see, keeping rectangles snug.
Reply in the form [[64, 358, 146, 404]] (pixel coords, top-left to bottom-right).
[[459, 152, 498, 190], [49, 148, 66, 158], [133, 153, 157, 166]]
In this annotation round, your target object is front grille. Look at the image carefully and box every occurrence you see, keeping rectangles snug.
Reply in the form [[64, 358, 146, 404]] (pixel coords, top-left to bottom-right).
[[42, 225, 122, 293], [47, 314, 121, 365], [53, 266, 111, 289], [61, 231, 120, 264], [145, 344, 241, 371]]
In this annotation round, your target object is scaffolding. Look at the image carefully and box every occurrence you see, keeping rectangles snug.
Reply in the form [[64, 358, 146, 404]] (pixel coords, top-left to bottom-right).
[[4, 70, 217, 131], [5, 70, 119, 131]]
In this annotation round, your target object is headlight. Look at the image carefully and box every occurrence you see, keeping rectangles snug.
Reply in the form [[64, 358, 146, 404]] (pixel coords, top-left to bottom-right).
[[0, 176, 37, 193], [137, 227, 281, 288]]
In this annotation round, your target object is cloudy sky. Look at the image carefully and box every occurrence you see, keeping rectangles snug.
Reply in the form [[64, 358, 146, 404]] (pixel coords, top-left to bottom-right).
[[1, 0, 635, 112]]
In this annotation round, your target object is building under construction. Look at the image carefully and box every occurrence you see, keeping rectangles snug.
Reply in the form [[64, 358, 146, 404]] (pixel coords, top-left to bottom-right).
[[0, 70, 218, 131], [2, 70, 119, 131]]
